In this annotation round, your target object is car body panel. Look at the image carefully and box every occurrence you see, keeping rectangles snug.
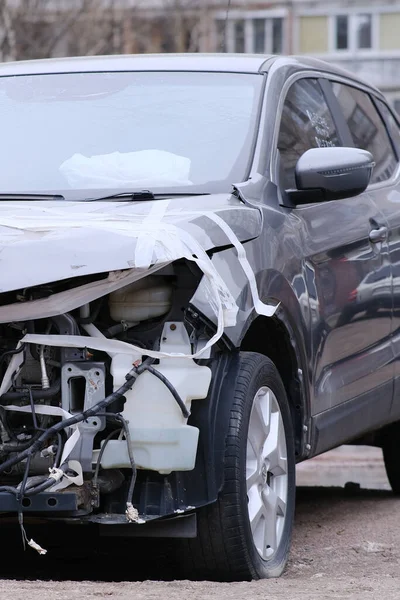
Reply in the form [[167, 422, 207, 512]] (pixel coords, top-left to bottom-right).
[[0, 195, 261, 293], [0, 53, 399, 528]]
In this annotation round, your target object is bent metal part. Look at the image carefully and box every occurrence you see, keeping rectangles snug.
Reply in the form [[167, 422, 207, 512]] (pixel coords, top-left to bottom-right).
[[0, 196, 276, 550]]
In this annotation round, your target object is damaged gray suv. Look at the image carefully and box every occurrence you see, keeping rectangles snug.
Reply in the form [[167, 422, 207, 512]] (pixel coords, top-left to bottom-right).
[[0, 53, 400, 580]]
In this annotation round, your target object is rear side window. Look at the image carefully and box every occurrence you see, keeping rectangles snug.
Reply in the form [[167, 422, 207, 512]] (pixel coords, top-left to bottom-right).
[[278, 79, 341, 190], [332, 83, 397, 184], [376, 98, 400, 153]]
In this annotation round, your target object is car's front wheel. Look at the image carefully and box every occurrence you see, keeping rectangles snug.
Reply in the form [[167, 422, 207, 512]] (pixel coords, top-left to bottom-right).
[[180, 352, 296, 581]]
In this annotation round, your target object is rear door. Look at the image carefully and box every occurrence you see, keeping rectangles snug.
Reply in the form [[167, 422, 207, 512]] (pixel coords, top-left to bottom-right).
[[331, 87, 400, 419], [275, 76, 393, 438]]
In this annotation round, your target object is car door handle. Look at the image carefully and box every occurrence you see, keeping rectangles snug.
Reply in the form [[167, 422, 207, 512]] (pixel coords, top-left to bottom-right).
[[369, 226, 388, 243]]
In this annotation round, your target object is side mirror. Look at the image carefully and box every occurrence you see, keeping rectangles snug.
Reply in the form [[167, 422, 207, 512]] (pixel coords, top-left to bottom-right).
[[285, 147, 375, 207]]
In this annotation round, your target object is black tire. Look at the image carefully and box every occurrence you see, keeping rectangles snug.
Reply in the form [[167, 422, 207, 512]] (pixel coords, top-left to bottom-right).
[[382, 422, 400, 494], [180, 351, 296, 581]]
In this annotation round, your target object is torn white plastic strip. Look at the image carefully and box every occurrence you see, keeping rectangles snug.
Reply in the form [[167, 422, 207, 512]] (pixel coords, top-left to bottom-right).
[[20, 227, 237, 358], [0, 202, 276, 359], [0, 263, 167, 324], [4, 404, 80, 465], [134, 200, 171, 269], [0, 345, 24, 396], [202, 211, 277, 318], [19, 210, 275, 358], [50, 460, 83, 492]]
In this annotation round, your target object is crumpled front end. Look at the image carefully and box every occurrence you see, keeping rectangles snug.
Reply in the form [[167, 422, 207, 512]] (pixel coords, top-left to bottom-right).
[[0, 198, 276, 551]]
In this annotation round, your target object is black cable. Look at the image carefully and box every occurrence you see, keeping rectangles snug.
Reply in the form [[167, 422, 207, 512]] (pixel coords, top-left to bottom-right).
[[0, 485, 19, 496], [0, 343, 25, 367], [18, 454, 32, 502], [141, 365, 190, 418], [92, 412, 137, 505], [25, 472, 64, 496], [0, 369, 139, 475], [17, 462, 69, 497], [0, 360, 186, 505], [53, 432, 63, 468], [115, 414, 137, 505], [93, 428, 122, 486], [28, 388, 38, 431]]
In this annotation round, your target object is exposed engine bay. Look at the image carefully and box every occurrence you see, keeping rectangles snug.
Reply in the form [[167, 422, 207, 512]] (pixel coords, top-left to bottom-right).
[[0, 262, 214, 541], [0, 196, 277, 554]]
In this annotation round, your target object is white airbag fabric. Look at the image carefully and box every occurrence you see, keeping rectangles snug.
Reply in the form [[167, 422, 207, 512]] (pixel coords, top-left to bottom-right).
[[59, 150, 193, 188]]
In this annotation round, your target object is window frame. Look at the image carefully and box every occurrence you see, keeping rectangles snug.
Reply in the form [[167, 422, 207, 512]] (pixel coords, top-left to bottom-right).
[[275, 77, 345, 192], [329, 12, 378, 54], [214, 9, 287, 54], [328, 80, 400, 186], [373, 95, 400, 160], [271, 71, 400, 198]]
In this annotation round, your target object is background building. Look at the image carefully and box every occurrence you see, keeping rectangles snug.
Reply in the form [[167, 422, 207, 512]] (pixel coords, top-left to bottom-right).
[[210, 0, 400, 110], [1, 0, 400, 110]]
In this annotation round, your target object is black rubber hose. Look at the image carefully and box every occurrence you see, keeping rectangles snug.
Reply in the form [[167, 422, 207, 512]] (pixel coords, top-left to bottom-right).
[[0, 379, 61, 403], [1, 431, 42, 454], [0, 343, 25, 367], [25, 472, 65, 496], [141, 365, 190, 418], [12, 462, 70, 498], [0, 485, 19, 496], [0, 370, 138, 475]]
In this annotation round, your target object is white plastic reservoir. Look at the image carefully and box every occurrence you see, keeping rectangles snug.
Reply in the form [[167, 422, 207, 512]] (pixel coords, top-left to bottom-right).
[[108, 276, 172, 323], [100, 322, 212, 474]]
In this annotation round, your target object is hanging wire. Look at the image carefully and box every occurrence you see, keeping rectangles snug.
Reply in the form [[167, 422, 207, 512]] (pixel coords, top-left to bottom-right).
[[221, 0, 232, 53]]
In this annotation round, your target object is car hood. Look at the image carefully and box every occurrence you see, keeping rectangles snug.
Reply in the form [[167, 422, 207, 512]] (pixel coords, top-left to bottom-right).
[[0, 193, 262, 293]]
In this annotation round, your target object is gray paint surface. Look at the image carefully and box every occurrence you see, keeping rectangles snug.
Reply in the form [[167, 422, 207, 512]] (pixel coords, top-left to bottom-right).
[[0, 53, 399, 460]]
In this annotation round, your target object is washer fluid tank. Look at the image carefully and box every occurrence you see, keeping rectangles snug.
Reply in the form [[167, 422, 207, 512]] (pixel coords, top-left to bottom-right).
[[109, 276, 173, 323]]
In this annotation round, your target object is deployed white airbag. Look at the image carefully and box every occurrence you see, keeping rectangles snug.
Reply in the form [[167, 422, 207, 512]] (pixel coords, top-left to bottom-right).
[[59, 149, 193, 188]]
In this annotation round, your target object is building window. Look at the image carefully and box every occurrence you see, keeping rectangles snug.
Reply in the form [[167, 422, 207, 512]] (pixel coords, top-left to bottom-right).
[[216, 16, 284, 54], [215, 19, 226, 52], [336, 15, 348, 50], [272, 18, 283, 54], [333, 13, 373, 52], [234, 20, 245, 53], [355, 14, 372, 49], [253, 19, 265, 54]]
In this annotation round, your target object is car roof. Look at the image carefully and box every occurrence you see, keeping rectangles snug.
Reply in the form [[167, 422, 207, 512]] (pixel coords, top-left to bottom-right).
[[0, 53, 274, 76], [0, 52, 380, 94]]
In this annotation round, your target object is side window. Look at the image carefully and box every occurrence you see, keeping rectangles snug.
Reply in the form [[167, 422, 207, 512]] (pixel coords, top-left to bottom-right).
[[375, 98, 400, 153], [332, 83, 397, 184], [278, 79, 341, 190]]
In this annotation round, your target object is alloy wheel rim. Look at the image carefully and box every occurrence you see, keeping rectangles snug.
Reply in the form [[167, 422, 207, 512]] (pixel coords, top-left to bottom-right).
[[246, 386, 288, 560]]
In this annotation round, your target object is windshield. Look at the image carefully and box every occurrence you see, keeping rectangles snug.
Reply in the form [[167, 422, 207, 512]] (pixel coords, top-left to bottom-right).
[[0, 71, 263, 200]]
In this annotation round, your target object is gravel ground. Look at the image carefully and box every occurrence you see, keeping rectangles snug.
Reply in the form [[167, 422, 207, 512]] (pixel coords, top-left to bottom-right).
[[0, 446, 399, 600]]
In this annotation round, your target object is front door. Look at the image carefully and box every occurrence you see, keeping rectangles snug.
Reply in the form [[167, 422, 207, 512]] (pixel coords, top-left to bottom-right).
[[275, 76, 393, 426]]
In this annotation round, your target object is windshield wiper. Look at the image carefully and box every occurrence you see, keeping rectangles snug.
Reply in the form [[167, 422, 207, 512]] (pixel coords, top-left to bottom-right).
[[85, 190, 209, 202], [0, 193, 65, 201]]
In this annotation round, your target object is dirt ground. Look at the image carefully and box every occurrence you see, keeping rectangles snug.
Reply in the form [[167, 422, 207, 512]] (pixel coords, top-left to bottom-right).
[[0, 446, 399, 600]]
